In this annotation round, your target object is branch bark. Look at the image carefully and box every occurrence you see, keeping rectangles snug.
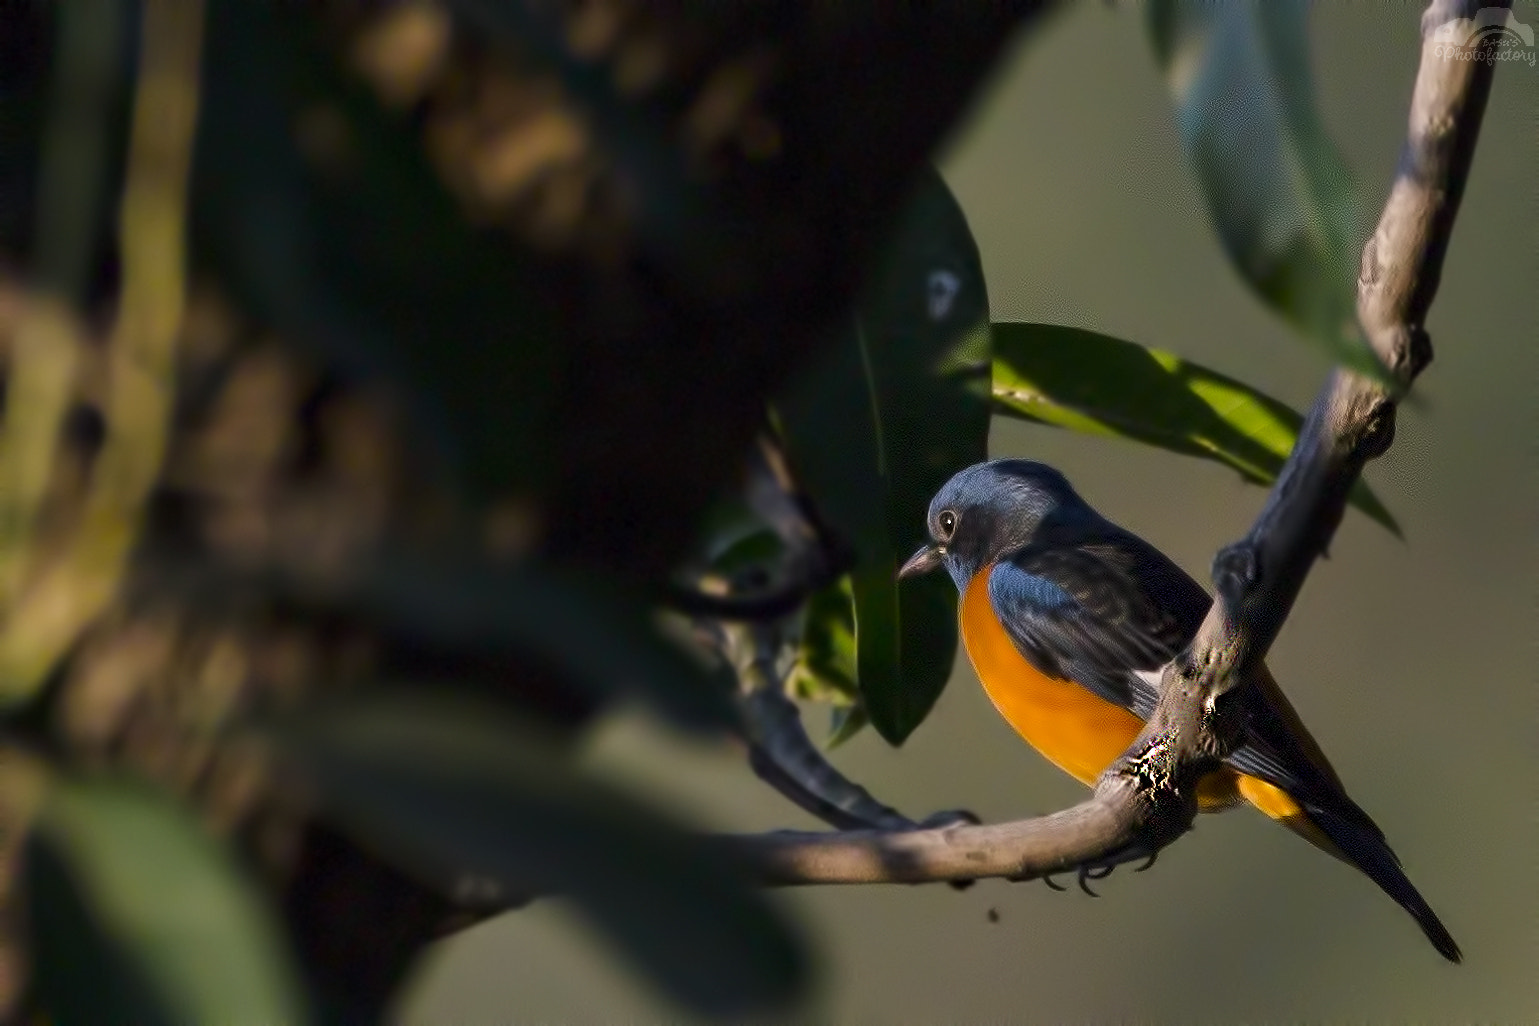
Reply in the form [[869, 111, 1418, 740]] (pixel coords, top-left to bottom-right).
[[726, 0, 1507, 887]]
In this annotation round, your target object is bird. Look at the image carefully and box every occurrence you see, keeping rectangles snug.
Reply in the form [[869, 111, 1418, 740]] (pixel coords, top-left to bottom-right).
[[897, 457, 1460, 962]]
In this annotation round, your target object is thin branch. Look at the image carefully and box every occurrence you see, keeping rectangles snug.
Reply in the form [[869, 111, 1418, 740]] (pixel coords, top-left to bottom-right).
[[745, 687, 920, 834], [725, 0, 1505, 885], [673, 427, 971, 832], [737, 778, 1155, 886], [722, 619, 924, 833], [668, 425, 918, 826]]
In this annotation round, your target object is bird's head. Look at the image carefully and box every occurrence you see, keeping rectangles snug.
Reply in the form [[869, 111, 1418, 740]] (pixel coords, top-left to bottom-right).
[[898, 458, 1096, 590]]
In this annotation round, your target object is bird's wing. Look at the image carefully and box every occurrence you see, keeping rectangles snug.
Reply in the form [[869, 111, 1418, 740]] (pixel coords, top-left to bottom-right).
[[986, 540, 1191, 719], [987, 533, 1363, 817]]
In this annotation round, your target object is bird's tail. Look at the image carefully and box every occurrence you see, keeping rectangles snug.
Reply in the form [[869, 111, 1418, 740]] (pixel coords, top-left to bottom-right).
[[1297, 800, 1462, 963], [1237, 664, 1460, 962]]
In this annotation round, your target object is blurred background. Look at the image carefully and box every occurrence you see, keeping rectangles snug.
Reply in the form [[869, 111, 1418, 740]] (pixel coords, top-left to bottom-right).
[[406, 4, 1537, 1021]]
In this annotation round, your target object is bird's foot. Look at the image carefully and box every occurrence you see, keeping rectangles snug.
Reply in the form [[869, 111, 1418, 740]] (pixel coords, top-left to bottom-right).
[[1036, 842, 1160, 895]]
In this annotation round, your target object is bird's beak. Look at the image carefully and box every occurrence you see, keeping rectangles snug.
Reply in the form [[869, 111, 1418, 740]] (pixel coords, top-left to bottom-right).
[[897, 543, 943, 580]]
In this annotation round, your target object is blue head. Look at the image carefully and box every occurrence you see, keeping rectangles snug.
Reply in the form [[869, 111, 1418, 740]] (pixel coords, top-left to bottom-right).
[[897, 459, 1099, 590]]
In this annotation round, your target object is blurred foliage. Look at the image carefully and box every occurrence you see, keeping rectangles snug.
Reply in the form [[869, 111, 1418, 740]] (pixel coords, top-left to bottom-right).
[[1147, 0, 1386, 381], [277, 692, 806, 1017], [314, 556, 741, 734], [192, 0, 561, 501], [0, 0, 1409, 1020], [28, 776, 307, 1025]]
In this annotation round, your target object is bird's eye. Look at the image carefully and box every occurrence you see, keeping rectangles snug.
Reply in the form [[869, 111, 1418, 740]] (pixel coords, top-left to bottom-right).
[[937, 509, 957, 537]]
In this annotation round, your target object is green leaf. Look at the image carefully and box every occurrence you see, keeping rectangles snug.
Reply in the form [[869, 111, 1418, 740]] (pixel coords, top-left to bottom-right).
[[788, 576, 860, 707], [27, 778, 307, 1026], [776, 167, 991, 745], [276, 692, 807, 1017], [827, 703, 870, 750], [991, 322, 1398, 534], [1147, 0, 1387, 381]]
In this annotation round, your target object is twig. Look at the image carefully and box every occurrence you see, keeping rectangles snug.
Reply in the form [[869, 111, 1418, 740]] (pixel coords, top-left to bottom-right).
[[691, 433, 972, 833], [724, 0, 1505, 885], [721, 619, 922, 832]]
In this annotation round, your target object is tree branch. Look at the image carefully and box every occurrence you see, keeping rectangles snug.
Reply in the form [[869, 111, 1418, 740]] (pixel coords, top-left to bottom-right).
[[739, 778, 1152, 885], [725, 0, 1506, 886]]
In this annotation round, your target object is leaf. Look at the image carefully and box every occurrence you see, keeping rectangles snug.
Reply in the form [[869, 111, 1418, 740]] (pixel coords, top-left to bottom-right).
[[707, 528, 785, 578], [826, 703, 870, 750], [776, 167, 991, 745], [275, 692, 807, 1017], [1146, 0, 1387, 381], [696, 496, 787, 578], [27, 778, 307, 1026], [991, 322, 1398, 534], [787, 576, 859, 707]]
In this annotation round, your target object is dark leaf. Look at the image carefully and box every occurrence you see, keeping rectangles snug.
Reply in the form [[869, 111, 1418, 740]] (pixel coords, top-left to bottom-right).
[[708, 528, 787, 579], [274, 692, 808, 1017], [1147, 0, 1387, 380], [991, 322, 1398, 533], [777, 167, 991, 745], [27, 778, 307, 1026], [698, 498, 787, 579]]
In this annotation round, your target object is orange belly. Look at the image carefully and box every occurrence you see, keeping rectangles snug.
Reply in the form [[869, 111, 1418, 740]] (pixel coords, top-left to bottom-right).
[[960, 568, 1306, 821]]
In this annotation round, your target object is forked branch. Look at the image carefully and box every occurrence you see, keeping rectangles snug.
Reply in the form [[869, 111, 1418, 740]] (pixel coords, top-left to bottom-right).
[[726, 0, 1507, 887]]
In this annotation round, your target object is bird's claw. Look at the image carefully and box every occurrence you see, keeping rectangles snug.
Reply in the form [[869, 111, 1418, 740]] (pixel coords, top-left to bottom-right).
[[1078, 862, 1116, 896], [1037, 843, 1159, 895]]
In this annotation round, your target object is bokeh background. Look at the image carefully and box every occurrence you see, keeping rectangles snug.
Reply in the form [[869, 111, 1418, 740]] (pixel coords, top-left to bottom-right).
[[406, 4, 1537, 1021]]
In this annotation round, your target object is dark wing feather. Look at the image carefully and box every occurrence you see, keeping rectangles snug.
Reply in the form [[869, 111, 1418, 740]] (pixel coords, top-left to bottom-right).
[[987, 529, 1350, 812], [986, 539, 1199, 720]]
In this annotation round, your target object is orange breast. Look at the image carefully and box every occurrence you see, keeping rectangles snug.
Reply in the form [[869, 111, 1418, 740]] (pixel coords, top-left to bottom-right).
[[961, 567, 1256, 812]]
